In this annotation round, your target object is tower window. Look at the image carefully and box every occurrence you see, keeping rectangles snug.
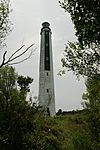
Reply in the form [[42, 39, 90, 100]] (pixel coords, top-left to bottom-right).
[[47, 89, 49, 93], [44, 31, 50, 70], [47, 72, 48, 76]]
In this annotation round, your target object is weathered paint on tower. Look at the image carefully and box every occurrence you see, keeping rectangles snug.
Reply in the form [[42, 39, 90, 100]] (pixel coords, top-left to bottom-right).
[[39, 22, 55, 116]]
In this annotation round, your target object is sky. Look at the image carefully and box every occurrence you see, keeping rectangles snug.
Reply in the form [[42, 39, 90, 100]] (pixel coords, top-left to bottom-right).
[[5, 0, 86, 111]]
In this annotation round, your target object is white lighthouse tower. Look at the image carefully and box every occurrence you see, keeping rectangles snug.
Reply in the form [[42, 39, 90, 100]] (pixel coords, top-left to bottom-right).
[[38, 22, 55, 116]]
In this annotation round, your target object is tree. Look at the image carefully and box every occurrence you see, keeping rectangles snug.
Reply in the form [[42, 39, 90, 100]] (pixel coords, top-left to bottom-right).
[[59, 1, 100, 147], [59, 0, 100, 46], [0, 66, 67, 150], [0, 65, 17, 107], [0, 66, 16, 91], [0, 0, 10, 45], [0, 66, 34, 149], [56, 109, 62, 115], [60, 42, 100, 77], [0, 66, 36, 149], [59, 0, 100, 77], [17, 75, 33, 99], [82, 75, 100, 148], [0, 0, 34, 68], [17, 75, 33, 92], [0, 88, 40, 150], [0, 65, 33, 100]]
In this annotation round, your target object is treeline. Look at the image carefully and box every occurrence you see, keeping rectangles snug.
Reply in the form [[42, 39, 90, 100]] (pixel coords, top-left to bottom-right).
[[56, 109, 87, 116]]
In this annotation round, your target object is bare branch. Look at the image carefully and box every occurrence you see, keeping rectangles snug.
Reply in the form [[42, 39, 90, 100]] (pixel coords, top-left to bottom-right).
[[8, 45, 25, 60], [8, 44, 34, 62], [0, 51, 7, 68], [9, 47, 37, 65], [8, 50, 33, 65], [0, 44, 34, 68]]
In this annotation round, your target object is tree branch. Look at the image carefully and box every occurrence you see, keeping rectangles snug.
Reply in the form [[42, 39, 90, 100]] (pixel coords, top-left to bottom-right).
[[0, 51, 7, 68], [8, 44, 34, 62], [0, 44, 34, 68], [8, 50, 33, 65], [8, 45, 25, 60]]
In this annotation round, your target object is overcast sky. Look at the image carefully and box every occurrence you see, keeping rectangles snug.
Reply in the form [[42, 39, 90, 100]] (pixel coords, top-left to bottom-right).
[[5, 0, 86, 111]]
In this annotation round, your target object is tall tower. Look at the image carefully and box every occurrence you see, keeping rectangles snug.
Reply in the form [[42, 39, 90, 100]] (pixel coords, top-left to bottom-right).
[[39, 22, 55, 116]]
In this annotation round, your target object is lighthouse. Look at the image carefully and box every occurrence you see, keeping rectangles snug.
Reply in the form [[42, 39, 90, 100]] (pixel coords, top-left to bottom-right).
[[38, 22, 55, 116]]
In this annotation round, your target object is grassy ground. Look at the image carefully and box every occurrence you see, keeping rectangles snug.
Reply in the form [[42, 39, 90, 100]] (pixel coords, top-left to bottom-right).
[[42, 112, 92, 150]]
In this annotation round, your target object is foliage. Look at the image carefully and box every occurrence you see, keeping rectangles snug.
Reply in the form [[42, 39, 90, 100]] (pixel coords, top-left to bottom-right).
[[59, 0, 100, 77], [0, 66, 34, 149], [0, 65, 34, 98], [56, 109, 62, 115], [0, 88, 38, 150], [0, 65, 17, 100], [59, 0, 100, 46], [17, 75, 33, 99], [0, 0, 11, 44], [60, 42, 100, 77], [0, 66, 95, 150], [0, 66, 65, 149], [60, 1, 100, 148], [17, 75, 33, 92], [0, 92, 64, 149], [82, 75, 100, 148], [53, 115, 92, 150]]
